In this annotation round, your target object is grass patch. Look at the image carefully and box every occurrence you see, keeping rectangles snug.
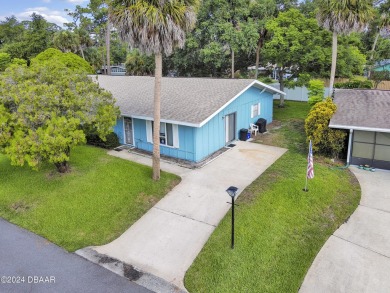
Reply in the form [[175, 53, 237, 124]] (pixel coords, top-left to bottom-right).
[[185, 101, 360, 293], [0, 145, 180, 251]]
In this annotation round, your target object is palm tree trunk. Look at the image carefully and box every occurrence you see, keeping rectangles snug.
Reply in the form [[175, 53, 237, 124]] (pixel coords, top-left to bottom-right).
[[106, 21, 111, 75], [231, 49, 235, 79], [79, 45, 85, 60], [152, 53, 162, 181], [329, 31, 338, 92], [102, 48, 106, 74], [278, 69, 285, 107], [368, 32, 380, 78], [255, 39, 261, 79]]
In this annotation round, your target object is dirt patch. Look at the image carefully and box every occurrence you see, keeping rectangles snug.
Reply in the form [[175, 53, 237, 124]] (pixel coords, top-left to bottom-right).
[[10, 201, 32, 213], [45, 168, 74, 180], [123, 263, 143, 281]]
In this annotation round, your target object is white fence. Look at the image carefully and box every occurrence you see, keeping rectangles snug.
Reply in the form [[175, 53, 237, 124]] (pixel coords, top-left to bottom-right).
[[271, 83, 331, 101]]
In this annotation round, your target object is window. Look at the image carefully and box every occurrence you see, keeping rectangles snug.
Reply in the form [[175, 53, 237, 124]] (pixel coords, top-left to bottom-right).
[[251, 103, 260, 118], [159, 122, 173, 146], [146, 121, 179, 148]]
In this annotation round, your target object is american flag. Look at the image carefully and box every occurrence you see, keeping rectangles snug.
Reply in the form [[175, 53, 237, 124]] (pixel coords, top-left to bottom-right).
[[307, 140, 314, 179]]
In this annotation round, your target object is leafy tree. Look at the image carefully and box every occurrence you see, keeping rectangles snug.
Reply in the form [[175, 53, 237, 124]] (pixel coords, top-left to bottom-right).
[[305, 97, 347, 157], [125, 49, 154, 76], [0, 62, 119, 173], [0, 16, 24, 47], [370, 70, 390, 88], [248, 0, 277, 79], [336, 42, 367, 77], [32, 48, 94, 73], [262, 9, 329, 107], [53, 30, 80, 53], [307, 79, 325, 106], [316, 0, 374, 91], [109, 0, 199, 180], [0, 14, 60, 61]]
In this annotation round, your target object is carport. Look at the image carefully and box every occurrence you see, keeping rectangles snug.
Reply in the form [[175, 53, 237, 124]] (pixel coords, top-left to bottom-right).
[[329, 89, 390, 170]]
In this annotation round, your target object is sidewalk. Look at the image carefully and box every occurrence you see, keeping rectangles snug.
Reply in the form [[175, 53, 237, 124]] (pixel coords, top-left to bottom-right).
[[79, 141, 286, 291]]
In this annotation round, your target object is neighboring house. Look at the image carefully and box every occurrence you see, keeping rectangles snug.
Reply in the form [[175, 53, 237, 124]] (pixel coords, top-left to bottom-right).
[[329, 89, 390, 170], [95, 76, 285, 162], [98, 65, 126, 76], [374, 59, 390, 72]]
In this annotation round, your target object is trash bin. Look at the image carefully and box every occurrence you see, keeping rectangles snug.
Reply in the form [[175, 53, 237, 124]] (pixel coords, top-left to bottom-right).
[[255, 118, 267, 133], [239, 128, 249, 141]]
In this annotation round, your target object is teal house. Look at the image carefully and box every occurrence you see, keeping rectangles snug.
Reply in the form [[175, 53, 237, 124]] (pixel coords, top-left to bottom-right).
[[374, 59, 390, 71], [96, 76, 285, 162]]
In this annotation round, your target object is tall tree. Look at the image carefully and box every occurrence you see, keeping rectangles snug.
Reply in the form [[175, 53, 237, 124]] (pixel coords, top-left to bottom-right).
[[0, 60, 118, 173], [263, 9, 330, 107], [109, 0, 199, 180], [249, 0, 276, 78], [53, 30, 80, 53], [316, 0, 374, 91]]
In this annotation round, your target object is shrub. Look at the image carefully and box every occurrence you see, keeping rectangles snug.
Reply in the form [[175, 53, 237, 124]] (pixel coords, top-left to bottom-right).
[[305, 98, 347, 157], [259, 76, 274, 84], [86, 132, 120, 149], [307, 79, 325, 106], [334, 79, 372, 89], [11, 58, 27, 66]]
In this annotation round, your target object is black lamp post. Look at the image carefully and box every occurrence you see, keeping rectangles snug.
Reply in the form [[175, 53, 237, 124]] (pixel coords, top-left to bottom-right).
[[226, 186, 238, 249]]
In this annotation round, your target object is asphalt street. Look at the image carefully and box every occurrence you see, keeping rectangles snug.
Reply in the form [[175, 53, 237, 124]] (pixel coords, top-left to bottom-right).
[[0, 218, 152, 293]]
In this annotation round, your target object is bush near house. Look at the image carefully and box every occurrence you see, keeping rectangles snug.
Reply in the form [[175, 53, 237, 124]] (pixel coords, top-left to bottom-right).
[[86, 132, 120, 149], [305, 98, 347, 157], [307, 79, 325, 106]]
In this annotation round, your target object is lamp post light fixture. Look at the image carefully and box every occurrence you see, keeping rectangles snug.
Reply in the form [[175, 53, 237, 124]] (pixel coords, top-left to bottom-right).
[[226, 186, 238, 249]]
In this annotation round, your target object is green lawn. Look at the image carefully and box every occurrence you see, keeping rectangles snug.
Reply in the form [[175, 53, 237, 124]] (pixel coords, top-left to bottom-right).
[[0, 146, 180, 251], [185, 100, 360, 293]]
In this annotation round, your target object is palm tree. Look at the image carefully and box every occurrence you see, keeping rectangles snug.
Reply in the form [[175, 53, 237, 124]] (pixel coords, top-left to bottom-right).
[[369, 12, 390, 71], [109, 0, 199, 180], [317, 0, 374, 91]]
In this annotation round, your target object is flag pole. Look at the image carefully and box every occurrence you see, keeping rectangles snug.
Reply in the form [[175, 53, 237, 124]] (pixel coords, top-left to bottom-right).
[[303, 172, 308, 192], [303, 140, 314, 192]]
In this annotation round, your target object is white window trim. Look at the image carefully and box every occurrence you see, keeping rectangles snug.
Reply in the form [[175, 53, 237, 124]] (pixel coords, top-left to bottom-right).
[[146, 121, 179, 149], [251, 103, 261, 118]]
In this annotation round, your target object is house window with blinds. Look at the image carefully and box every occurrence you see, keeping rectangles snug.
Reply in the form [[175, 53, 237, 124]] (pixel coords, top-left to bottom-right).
[[251, 103, 261, 118], [146, 121, 179, 148]]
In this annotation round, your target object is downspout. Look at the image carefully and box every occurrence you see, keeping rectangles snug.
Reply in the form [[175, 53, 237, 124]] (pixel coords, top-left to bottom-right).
[[346, 128, 353, 166]]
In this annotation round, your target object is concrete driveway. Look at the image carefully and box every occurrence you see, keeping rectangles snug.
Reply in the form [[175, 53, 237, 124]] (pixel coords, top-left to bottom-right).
[[300, 167, 390, 293], [78, 141, 286, 291], [0, 218, 151, 293]]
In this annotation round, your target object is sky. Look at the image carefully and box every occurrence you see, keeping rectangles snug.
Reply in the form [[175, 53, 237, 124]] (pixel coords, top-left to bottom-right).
[[0, 0, 89, 27]]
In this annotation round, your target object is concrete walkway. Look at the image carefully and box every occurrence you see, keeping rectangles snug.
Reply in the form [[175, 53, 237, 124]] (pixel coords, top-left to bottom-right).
[[80, 141, 286, 291], [300, 167, 390, 293]]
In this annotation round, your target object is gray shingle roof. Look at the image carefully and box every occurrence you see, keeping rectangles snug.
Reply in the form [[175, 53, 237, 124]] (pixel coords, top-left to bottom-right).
[[94, 75, 284, 126], [329, 89, 390, 132]]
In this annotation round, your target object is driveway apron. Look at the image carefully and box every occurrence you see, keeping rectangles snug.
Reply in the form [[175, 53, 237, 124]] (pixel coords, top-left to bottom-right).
[[300, 167, 390, 293], [84, 141, 286, 290]]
